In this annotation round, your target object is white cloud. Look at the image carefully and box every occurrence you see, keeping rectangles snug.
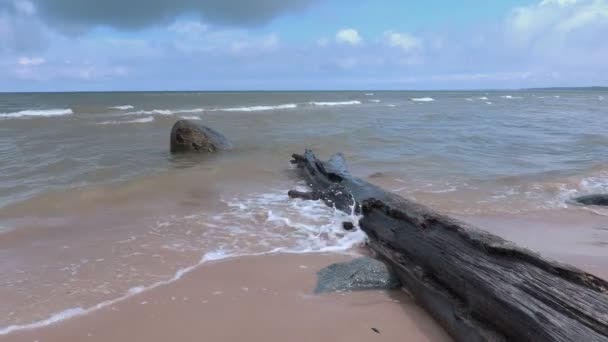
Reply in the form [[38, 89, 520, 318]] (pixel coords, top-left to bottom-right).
[[168, 20, 209, 35], [18, 56, 45, 65], [508, 0, 608, 39], [14, 0, 35, 15], [336, 28, 361, 45], [384, 31, 422, 51], [558, 0, 608, 32], [504, 0, 608, 70]]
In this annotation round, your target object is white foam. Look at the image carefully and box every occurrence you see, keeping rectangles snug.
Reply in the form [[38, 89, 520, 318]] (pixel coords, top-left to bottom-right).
[[486, 102, 493, 105], [0, 109, 73, 119], [501, 95, 523, 99], [479, 96, 489, 100], [128, 287, 145, 295], [386, 104, 397, 107], [581, 177, 608, 193], [201, 250, 232, 262], [0, 308, 86, 335], [109, 105, 134, 110], [411, 97, 435, 102], [365, 93, 374, 96], [218, 104, 298, 112], [0, 187, 366, 335], [0, 253, 214, 335], [125, 109, 176, 116], [309, 101, 361, 106], [180, 116, 202, 120], [369, 99, 381, 103], [97, 116, 155, 125]]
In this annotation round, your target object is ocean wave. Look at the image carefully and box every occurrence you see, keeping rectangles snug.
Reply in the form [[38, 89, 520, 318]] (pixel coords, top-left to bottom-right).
[[109, 105, 134, 110], [125, 109, 176, 116], [97, 116, 155, 125], [309, 101, 361, 106], [0, 108, 73, 119], [501, 95, 523, 99], [369, 99, 381, 103], [365, 93, 374, 96], [411, 97, 435, 102], [0, 187, 364, 335], [180, 116, 201, 120], [124, 104, 299, 115], [217, 104, 298, 112]]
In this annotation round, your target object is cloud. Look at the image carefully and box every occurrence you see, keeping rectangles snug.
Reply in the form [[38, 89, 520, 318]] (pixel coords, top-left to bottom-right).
[[336, 28, 362, 45], [0, 0, 49, 52], [31, 0, 319, 30], [168, 20, 209, 35], [504, 0, 608, 69], [18, 56, 45, 65], [2, 0, 608, 90], [384, 31, 422, 51]]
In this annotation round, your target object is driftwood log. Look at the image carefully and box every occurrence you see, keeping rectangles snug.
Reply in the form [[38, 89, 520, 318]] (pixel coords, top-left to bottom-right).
[[290, 149, 608, 342]]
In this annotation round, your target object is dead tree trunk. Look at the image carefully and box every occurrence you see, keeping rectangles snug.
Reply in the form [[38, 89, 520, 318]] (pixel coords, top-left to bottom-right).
[[290, 149, 608, 342]]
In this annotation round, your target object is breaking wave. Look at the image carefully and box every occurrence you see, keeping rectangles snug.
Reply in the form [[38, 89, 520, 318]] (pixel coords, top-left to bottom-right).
[[97, 116, 155, 125], [217, 104, 298, 112], [109, 105, 134, 110], [309, 101, 361, 106], [411, 97, 435, 102], [0, 109, 73, 119]]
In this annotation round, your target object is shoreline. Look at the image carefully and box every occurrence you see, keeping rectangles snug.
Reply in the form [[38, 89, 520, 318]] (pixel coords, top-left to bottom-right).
[[2, 252, 452, 342], [3, 207, 608, 339]]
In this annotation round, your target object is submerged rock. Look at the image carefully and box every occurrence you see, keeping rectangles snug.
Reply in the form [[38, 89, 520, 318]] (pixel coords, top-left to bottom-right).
[[342, 221, 355, 231], [170, 120, 231, 153], [315, 257, 401, 294], [573, 194, 608, 206]]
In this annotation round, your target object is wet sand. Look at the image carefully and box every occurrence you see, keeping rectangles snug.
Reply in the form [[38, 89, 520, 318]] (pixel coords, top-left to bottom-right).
[[3, 253, 452, 342], [461, 210, 608, 279]]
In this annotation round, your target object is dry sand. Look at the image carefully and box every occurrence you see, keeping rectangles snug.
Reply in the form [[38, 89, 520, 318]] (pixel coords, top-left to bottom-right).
[[3, 253, 452, 342]]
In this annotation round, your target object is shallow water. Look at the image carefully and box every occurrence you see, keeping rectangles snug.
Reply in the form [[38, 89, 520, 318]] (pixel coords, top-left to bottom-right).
[[1, 90, 607, 332]]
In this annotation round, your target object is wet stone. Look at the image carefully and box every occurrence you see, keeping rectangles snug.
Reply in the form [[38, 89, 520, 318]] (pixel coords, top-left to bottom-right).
[[342, 221, 355, 231], [315, 257, 401, 294], [573, 194, 608, 206]]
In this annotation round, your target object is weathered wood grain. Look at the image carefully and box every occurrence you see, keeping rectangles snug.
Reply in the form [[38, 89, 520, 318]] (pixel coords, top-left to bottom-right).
[[290, 149, 608, 342]]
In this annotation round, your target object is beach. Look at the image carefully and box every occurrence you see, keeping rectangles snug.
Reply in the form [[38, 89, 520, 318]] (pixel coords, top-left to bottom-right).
[[1, 90, 607, 340], [2, 253, 452, 342]]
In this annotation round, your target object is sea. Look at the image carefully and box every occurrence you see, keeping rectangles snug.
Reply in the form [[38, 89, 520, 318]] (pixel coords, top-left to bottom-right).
[[0, 89, 607, 334]]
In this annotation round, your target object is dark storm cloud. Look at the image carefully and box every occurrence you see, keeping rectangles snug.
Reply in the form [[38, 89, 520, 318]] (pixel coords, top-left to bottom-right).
[[33, 0, 318, 29]]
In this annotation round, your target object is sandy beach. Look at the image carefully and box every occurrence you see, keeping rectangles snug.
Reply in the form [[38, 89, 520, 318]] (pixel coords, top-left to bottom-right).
[[2, 253, 452, 342]]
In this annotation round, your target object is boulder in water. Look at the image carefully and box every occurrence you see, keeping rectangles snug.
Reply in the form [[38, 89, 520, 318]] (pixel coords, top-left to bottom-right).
[[170, 120, 231, 153], [315, 257, 401, 293], [573, 194, 608, 206]]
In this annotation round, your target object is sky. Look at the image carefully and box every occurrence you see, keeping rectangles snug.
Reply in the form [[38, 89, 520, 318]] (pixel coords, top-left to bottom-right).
[[1, 0, 607, 91]]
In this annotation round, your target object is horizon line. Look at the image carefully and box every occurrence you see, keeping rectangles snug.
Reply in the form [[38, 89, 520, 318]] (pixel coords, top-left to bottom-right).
[[1, 86, 607, 94]]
